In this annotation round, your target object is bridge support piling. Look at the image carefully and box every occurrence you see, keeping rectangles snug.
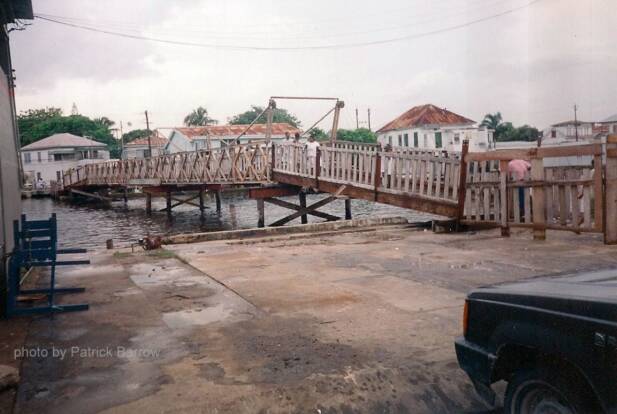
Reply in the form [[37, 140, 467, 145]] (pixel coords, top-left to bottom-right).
[[123, 188, 128, 204], [299, 192, 308, 224], [215, 191, 222, 213], [199, 190, 205, 213], [166, 192, 172, 217], [257, 199, 265, 228], [145, 192, 152, 215], [345, 199, 352, 220]]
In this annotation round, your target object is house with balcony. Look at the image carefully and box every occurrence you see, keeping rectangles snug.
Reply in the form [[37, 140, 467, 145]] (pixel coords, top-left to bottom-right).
[[376, 104, 493, 152], [20, 133, 109, 187], [543, 120, 594, 143], [165, 123, 301, 154]]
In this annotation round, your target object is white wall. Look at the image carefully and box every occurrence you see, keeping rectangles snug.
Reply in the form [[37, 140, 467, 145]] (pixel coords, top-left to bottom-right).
[[22, 148, 109, 184], [123, 145, 165, 159], [377, 126, 492, 152]]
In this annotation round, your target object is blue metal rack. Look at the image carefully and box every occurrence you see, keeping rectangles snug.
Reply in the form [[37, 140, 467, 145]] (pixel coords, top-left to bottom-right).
[[6, 214, 90, 316]]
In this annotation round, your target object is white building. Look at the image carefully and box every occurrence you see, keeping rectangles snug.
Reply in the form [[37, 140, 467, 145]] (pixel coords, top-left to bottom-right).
[[165, 123, 301, 154], [123, 130, 168, 159], [595, 114, 617, 136], [543, 120, 594, 143], [376, 104, 493, 152], [20, 133, 110, 186]]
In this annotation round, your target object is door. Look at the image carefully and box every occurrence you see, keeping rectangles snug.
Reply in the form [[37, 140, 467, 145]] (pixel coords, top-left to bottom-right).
[[435, 132, 443, 148], [413, 132, 418, 148]]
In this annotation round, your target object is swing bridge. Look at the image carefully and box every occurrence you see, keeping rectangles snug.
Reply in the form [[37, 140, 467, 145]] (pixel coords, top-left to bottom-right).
[[61, 97, 617, 243]]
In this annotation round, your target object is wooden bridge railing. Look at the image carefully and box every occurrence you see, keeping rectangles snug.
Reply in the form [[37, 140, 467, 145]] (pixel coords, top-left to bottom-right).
[[462, 143, 609, 239], [63, 143, 271, 188]]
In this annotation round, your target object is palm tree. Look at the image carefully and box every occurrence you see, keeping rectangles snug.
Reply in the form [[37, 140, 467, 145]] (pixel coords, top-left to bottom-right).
[[184, 107, 218, 127], [480, 112, 503, 131]]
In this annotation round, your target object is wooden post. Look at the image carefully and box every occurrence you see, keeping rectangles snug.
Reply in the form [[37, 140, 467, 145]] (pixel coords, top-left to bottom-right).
[[215, 190, 222, 212], [315, 147, 321, 184], [123, 188, 128, 204], [499, 160, 510, 237], [257, 198, 265, 228], [166, 192, 172, 216], [145, 192, 152, 215], [604, 135, 617, 244], [299, 192, 308, 224], [594, 153, 603, 232], [345, 198, 352, 220], [374, 150, 382, 201], [530, 157, 546, 240], [199, 190, 205, 213], [330, 100, 344, 143], [457, 140, 470, 222], [265, 99, 275, 144], [271, 144, 276, 179]]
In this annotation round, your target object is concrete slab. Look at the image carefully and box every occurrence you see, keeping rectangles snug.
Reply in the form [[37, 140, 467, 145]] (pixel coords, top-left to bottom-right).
[[7, 227, 617, 413]]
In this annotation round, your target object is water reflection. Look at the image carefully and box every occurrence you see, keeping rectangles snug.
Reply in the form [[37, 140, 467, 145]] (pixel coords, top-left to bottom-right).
[[22, 192, 437, 249]]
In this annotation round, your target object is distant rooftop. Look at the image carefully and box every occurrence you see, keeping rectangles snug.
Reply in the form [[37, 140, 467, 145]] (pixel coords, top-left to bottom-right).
[[174, 123, 301, 140], [125, 131, 168, 147], [21, 133, 108, 151], [376, 104, 475, 133], [551, 120, 593, 127], [600, 114, 617, 123]]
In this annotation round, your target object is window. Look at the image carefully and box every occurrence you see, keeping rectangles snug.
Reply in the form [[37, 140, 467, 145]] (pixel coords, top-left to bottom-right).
[[404, 133, 409, 147], [388, 136, 392, 146], [435, 132, 443, 148], [454, 133, 460, 143], [423, 134, 428, 147], [37, 152, 42, 162], [398, 135, 402, 146], [56, 171, 61, 181], [413, 132, 418, 148], [551, 129, 556, 138], [24, 153, 31, 163], [93, 150, 98, 159]]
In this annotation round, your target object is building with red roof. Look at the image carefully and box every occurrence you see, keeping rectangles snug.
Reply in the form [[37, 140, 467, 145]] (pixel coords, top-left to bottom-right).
[[376, 104, 493, 152]]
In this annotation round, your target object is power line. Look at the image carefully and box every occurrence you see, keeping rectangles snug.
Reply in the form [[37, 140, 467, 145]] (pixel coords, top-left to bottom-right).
[[34, 0, 515, 42], [34, 1, 541, 51]]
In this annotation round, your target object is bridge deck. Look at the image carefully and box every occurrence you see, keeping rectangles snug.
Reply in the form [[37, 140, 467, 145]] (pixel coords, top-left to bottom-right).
[[63, 142, 464, 218]]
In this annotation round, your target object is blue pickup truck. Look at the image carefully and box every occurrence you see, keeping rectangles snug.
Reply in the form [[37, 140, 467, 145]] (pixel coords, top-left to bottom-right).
[[455, 269, 617, 414]]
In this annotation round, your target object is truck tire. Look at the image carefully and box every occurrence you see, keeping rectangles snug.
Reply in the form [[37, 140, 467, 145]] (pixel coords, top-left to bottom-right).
[[504, 367, 596, 414]]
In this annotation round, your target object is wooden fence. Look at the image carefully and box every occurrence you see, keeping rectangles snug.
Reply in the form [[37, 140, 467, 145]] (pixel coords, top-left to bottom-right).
[[63, 144, 271, 188], [462, 143, 611, 240]]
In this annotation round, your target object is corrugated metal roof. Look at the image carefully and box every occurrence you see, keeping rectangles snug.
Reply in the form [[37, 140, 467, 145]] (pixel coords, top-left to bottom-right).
[[20, 133, 108, 151], [175, 123, 301, 140], [376, 104, 475, 133]]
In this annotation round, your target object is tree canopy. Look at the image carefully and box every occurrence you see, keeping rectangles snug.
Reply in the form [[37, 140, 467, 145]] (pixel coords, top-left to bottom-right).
[[229, 105, 301, 128], [184, 106, 218, 127], [335, 128, 377, 143], [309, 127, 329, 141], [480, 112, 539, 142], [17, 107, 121, 158]]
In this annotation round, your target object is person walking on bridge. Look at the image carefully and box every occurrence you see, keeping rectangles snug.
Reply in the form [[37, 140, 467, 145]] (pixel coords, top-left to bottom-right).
[[306, 135, 320, 176]]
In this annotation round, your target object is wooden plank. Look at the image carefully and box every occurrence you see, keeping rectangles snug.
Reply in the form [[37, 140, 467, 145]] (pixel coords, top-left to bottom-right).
[[594, 154, 603, 232], [457, 140, 469, 220], [482, 162, 490, 221], [248, 185, 300, 199], [465, 144, 602, 162], [605, 139, 617, 243], [530, 158, 545, 239]]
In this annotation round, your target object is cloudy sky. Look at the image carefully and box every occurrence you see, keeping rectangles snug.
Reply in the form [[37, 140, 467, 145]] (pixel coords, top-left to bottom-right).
[[9, 0, 617, 134]]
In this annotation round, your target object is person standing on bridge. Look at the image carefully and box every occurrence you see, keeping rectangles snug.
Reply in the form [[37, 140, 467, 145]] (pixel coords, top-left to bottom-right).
[[306, 135, 320, 176]]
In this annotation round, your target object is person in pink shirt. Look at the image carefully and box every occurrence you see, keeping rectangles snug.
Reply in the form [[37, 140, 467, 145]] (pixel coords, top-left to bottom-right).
[[508, 159, 531, 216]]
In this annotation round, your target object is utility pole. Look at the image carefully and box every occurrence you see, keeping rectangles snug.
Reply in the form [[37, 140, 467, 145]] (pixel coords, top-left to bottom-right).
[[355, 108, 359, 129], [367, 108, 372, 132], [145, 110, 152, 157], [573, 104, 579, 142]]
